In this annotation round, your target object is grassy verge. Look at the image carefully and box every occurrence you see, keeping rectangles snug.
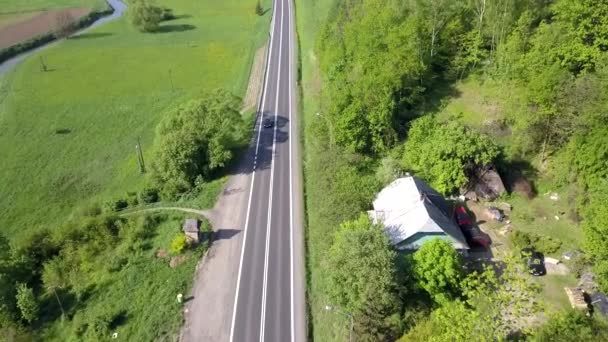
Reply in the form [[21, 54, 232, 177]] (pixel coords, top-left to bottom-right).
[[294, 0, 356, 340], [0, 0, 271, 241]]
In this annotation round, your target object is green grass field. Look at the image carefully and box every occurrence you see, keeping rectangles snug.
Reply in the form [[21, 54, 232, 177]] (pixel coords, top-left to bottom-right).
[[0, 0, 107, 27], [0, 0, 270, 240]]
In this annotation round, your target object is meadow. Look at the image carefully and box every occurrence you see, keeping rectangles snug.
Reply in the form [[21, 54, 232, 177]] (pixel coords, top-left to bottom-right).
[[0, 0, 270, 240]]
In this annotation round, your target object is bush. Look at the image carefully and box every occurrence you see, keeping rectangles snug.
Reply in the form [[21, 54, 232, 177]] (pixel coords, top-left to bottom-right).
[[170, 235, 188, 255], [128, 0, 163, 32], [200, 218, 212, 233], [78, 203, 103, 217], [104, 198, 129, 212], [509, 230, 532, 249], [509, 230, 562, 254], [139, 187, 159, 204], [126, 192, 139, 206]]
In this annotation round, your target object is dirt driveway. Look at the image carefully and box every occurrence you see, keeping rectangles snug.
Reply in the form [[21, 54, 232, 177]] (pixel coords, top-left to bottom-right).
[[0, 8, 89, 49]]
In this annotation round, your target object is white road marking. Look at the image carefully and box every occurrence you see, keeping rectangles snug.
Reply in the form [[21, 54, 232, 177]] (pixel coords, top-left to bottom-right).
[[228, 0, 278, 340], [287, 0, 295, 340], [260, 0, 284, 340]]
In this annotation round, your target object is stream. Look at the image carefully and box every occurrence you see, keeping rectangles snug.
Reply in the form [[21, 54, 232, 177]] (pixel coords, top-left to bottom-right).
[[0, 0, 127, 75]]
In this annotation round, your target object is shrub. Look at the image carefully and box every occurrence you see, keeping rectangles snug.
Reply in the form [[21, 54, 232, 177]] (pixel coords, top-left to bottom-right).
[[16, 283, 38, 323], [509, 230, 562, 254], [84, 309, 114, 339], [200, 218, 212, 233], [509, 230, 532, 249], [78, 203, 103, 217], [128, 0, 163, 32], [170, 235, 188, 255], [139, 187, 159, 204], [126, 192, 139, 206], [104, 198, 129, 212]]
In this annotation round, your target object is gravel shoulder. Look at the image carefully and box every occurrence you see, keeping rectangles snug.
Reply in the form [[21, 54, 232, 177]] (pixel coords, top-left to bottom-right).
[[180, 165, 254, 341]]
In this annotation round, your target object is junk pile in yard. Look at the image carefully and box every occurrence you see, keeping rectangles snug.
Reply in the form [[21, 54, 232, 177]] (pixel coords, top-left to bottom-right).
[[462, 166, 506, 201], [565, 287, 588, 311]]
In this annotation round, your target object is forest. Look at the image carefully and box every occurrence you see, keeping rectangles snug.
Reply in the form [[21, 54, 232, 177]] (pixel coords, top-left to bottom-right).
[[304, 0, 608, 340]]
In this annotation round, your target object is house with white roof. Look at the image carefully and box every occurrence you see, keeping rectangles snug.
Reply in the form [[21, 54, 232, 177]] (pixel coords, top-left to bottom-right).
[[368, 176, 469, 251]]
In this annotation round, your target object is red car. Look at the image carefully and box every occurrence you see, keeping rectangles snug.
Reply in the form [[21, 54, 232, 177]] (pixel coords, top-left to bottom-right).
[[454, 205, 491, 248]]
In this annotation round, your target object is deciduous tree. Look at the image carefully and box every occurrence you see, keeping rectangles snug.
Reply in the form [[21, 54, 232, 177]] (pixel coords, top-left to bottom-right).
[[42, 258, 68, 317], [402, 116, 499, 194], [151, 90, 245, 197], [129, 0, 163, 32], [412, 238, 463, 304], [327, 214, 401, 339]]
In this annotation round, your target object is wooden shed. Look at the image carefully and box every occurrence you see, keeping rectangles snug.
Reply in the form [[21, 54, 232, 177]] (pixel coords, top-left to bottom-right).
[[183, 218, 200, 243]]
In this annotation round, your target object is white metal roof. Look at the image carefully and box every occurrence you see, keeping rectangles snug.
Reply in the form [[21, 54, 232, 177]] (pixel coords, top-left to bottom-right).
[[370, 176, 468, 249]]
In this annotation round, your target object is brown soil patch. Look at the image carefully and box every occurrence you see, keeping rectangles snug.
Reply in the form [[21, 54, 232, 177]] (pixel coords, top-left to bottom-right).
[[242, 44, 267, 112], [512, 175, 535, 199], [170, 255, 188, 268], [0, 7, 89, 50]]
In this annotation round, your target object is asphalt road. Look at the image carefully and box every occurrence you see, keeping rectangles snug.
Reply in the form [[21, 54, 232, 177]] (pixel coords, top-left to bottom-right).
[[230, 0, 306, 341]]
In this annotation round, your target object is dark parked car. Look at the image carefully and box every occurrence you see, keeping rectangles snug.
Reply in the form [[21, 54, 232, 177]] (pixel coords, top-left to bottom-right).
[[263, 118, 274, 128], [522, 248, 546, 276], [454, 205, 491, 248]]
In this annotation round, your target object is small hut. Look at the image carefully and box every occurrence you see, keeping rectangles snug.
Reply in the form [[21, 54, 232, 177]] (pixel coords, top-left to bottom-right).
[[183, 219, 200, 243]]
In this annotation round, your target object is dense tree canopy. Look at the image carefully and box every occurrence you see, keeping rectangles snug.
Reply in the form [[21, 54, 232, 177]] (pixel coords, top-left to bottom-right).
[[581, 182, 608, 292], [314, 0, 608, 339], [151, 90, 245, 197], [327, 214, 401, 339], [319, 0, 430, 153], [402, 115, 499, 194]]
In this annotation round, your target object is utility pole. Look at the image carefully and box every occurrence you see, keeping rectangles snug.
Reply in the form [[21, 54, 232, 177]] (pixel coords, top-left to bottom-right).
[[39, 56, 47, 72], [135, 137, 146, 174], [169, 69, 175, 92]]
